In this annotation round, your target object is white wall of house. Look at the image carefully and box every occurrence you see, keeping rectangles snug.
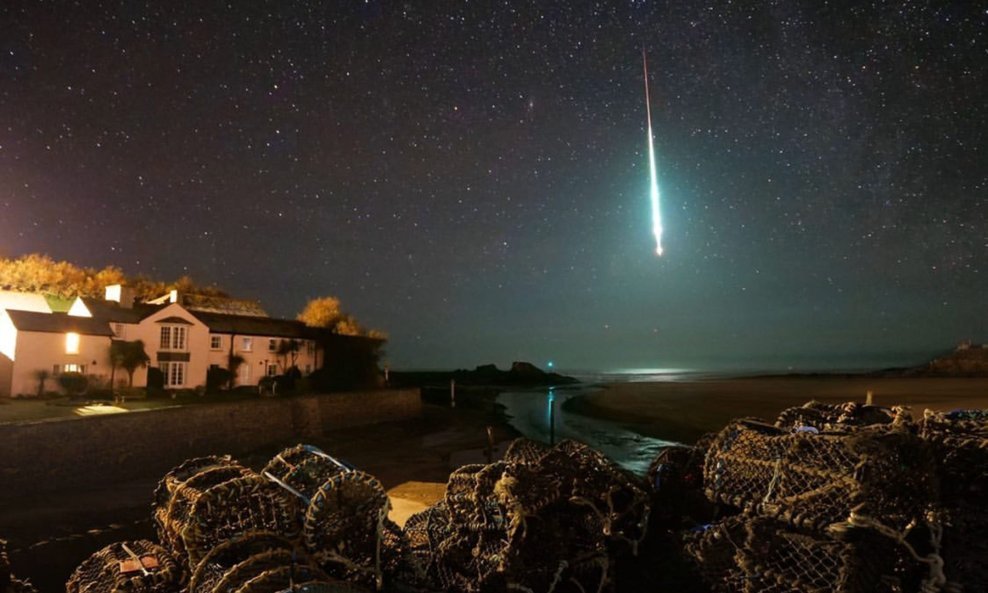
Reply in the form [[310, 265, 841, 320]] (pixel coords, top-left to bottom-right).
[[0, 312, 15, 397], [10, 331, 112, 397], [129, 303, 210, 390], [206, 334, 319, 386]]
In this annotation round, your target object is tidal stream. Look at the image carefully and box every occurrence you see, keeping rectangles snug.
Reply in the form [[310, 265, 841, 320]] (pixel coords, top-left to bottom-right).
[[497, 386, 677, 475]]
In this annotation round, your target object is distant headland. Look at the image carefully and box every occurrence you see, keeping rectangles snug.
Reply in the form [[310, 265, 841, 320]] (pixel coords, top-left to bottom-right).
[[390, 361, 579, 388]]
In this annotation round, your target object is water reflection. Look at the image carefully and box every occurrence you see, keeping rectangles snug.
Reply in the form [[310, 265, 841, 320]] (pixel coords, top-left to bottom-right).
[[498, 386, 677, 475]]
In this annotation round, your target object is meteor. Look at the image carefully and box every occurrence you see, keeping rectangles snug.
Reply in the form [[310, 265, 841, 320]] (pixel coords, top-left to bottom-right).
[[642, 50, 664, 256]]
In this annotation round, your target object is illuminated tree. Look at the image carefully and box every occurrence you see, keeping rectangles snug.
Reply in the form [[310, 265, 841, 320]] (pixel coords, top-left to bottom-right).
[[296, 296, 385, 337], [109, 340, 150, 389], [297, 296, 344, 329]]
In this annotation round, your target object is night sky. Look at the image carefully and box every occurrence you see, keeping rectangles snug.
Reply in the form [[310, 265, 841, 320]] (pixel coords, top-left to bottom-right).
[[1, 2, 984, 371]]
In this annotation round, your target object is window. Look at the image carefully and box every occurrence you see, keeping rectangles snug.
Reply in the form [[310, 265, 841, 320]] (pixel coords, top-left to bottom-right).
[[241, 337, 253, 351], [58, 363, 85, 374], [113, 323, 124, 337], [269, 339, 278, 352], [306, 341, 315, 356], [160, 362, 186, 387], [160, 326, 187, 350], [65, 332, 80, 354], [210, 335, 222, 350], [267, 364, 278, 377]]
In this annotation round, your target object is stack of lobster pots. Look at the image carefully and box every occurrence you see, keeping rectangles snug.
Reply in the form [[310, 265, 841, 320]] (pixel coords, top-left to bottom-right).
[[663, 401, 950, 593], [918, 409, 988, 593], [65, 445, 408, 593], [0, 540, 37, 593]]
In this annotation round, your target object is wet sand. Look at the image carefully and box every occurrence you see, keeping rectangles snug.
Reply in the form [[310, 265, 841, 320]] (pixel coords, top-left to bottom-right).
[[565, 376, 988, 444]]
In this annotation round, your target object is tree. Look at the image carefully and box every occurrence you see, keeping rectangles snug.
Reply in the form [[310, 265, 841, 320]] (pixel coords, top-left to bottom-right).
[[33, 369, 50, 398], [297, 296, 344, 329], [108, 340, 150, 402], [297, 296, 386, 337], [227, 354, 245, 389], [276, 339, 301, 371]]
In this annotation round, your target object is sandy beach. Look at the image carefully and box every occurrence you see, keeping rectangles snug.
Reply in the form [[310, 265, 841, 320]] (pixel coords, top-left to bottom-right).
[[565, 376, 988, 444]]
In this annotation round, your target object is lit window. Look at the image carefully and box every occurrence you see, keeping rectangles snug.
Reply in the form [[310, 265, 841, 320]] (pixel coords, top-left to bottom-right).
[[62, 363, 82, 373], [241, 337, 253, 351], [66, 332, 80, 354], [160, 362, 186, 387], [160, 326, 187, 350], [210, 335, 222, 349], [269, 339, 278, 352]]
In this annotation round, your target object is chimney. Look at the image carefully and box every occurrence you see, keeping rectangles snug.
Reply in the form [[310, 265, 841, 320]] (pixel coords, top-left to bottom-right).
[[105, 284, 135, 309]]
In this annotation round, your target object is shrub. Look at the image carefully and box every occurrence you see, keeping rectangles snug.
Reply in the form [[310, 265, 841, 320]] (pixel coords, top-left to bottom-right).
[[146, 367, 165, 397], [57, 372, 89, 397], [206, 367, 233, 394]]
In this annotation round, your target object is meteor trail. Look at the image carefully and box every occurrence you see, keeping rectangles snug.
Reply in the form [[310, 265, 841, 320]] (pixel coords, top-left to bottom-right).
[[642, 49, 664, 256]]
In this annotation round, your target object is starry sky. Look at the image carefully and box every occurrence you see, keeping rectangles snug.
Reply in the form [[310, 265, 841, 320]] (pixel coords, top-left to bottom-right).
[[0, 1, 985, 372]]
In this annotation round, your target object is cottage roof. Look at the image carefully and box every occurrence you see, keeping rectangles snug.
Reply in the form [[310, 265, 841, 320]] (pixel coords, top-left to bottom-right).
[[79, 298, 161, 324], [181, 293, 268, 317], [191, 311, 317, 339], [0, 291, 52, 314], [5, 310, 114, 336]]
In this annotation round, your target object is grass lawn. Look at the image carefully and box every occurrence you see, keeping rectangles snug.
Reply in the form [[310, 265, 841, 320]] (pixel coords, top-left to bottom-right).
[[0, 389, 265, 424]]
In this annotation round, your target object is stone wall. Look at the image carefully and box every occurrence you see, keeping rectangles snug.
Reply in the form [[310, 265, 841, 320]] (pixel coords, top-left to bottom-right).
[[0, 389, 420, 499]]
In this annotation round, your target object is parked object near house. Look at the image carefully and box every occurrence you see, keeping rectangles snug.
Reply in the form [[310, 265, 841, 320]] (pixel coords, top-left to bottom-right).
[[0, 285, 383, 398]]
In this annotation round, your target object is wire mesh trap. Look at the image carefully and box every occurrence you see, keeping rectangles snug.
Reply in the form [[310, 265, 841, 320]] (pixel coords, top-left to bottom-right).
[[407, 438, 651, 593], [703, 419, 938, 532], [775, 401, 908, 433], [1, 538, 9, 593], [182, 474, 301, 568], [65, 540, 182, 593], [918, 409, 988, 504], [153, 459, 255, 558], [263, 445, 352, 502], [302, 470, 392, 590]]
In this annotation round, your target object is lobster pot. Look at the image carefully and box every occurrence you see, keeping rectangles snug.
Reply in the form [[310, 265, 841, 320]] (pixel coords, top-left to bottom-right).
[[1, 538, 9, 593], [223, 566, 355, 593], [543, 440, 651, 553], [262, 445, 349, 501], [154, 462, 254, 558], [941, 504, 988, 593], [647, 440, 714, 527], [775, 402, 906, 432], [303, 470, 392, 590], [182, 474, 300, 568], [403, 503, 453, 588], [5, 580, 38, 593], [152, 456, 240, 512], [502, 437, 550, 465], [735, 517, 901, 593], [681, 517, 748, 593], [419, 440, 650, 593], [65, 540, 182, 593], [703, 420, 937, 531], [918, 409, 988, 504], [188, 532, 299, 593]]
